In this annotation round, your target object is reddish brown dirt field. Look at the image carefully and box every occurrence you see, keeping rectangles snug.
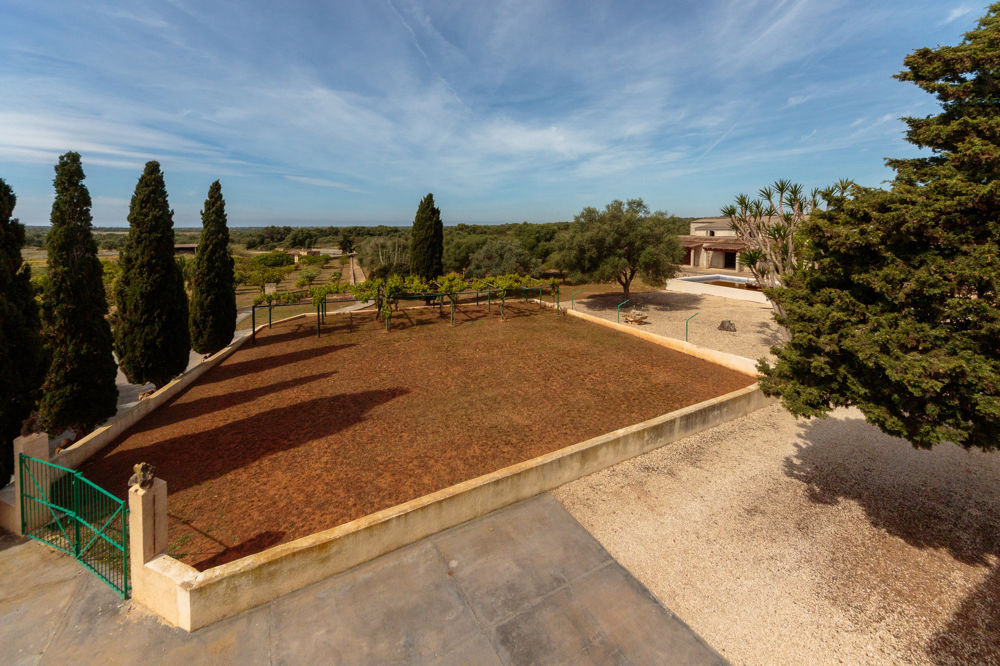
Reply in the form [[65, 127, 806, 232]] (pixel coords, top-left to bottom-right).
[[80, 302, 754, 570]]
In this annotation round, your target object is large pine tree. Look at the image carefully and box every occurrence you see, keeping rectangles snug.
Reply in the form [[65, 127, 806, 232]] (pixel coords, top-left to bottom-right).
[[37, 153, 118, 435], [409, 193, 443, 280], [189, 180, 235, 355], [0, 179, 45, 481], [115, 161, 191, 389], [760, 5, 1000, 450]]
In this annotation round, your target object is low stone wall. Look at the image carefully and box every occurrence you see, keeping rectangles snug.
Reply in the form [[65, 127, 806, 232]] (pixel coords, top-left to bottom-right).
[[53, 315, 308, 470], [131, 383, 772, 631]]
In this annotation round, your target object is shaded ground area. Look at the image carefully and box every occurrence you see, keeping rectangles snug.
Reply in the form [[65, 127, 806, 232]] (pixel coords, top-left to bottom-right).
[[555, 405, 1000, 665], [80, 302, 752, 569], [0, 496, 725, 665]]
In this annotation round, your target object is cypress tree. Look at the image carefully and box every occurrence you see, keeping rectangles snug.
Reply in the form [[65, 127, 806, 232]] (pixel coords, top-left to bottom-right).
[[189, 180, 235, 355], [37, 153, 118, 435], [115, 161, 191, 389], [409, 193, 443, 280], [0, 178, 45, 481]]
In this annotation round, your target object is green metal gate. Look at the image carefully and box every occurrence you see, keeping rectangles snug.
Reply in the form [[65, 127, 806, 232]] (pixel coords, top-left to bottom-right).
[[19, 454, 130, 598]]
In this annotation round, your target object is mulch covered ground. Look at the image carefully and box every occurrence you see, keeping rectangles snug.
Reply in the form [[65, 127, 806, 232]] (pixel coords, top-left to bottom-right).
[[80, 302, 754, 570]]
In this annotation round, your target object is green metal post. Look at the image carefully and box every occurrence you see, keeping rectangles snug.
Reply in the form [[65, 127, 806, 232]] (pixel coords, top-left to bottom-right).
[[500, 293, 505, 320], [73, 473, 80, 557], [123, 504, 129, 596], [685, 312, 699, 342], [317, 305, 321, 337], [538, 287, 542, 308], [556, 285, 560, 311], [268, 302, 272, 328], [570, 289, 583, 310], [450, 300, 455, 326], [617, 299, 630, 323], [251, 305, 256, 343], [488, 291, 492, 312]]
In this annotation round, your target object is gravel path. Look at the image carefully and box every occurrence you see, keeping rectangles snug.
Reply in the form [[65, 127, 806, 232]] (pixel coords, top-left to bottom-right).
[[553, 289, 1000, 665], [571, 288, 783, 362]]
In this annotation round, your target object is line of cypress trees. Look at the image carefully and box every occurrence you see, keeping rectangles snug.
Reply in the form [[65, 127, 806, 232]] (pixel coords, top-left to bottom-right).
[[189, 180, 235, 355], [114, 161, 191, 389], [37, 153, 119, 436], [409, 193, 443, 281], [0, 178, 46, 481]]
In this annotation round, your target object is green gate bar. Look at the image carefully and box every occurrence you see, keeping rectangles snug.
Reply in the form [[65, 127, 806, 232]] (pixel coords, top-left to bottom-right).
[[19, 454, 129, 598]]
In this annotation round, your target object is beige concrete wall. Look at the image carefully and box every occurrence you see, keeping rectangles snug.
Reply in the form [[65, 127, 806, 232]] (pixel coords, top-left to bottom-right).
[[146, 383, 771, 631], [0, 433, 50, 534], [53, 314, 309, 471]]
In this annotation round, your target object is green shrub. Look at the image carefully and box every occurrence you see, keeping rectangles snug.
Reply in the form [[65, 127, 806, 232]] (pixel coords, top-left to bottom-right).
[[252, 251, 294, 268], [297, 253, 330, 267]]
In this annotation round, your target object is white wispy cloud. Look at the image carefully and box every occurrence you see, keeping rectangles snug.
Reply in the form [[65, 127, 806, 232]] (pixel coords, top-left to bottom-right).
[[943, 6, 973, 24], [284, 176, 366, 193]]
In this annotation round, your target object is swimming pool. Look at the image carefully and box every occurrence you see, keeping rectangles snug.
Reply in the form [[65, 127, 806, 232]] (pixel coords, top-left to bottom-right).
[[679, 274, 760, 290]]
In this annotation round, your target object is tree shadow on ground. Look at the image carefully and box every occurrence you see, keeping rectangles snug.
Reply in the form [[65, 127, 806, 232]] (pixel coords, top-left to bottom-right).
[[787, 416, 1000, 663], [0, 530, 27, 553], [247, 322, 321, 347], [149, 371, 338, 427], [626, 290, 704, 312], [754, 320, 786, 351], [197, 343, 353, 385], [81, 388, 409, 498], [926, 565, 1000, 665], [192, 530, 287, 570]]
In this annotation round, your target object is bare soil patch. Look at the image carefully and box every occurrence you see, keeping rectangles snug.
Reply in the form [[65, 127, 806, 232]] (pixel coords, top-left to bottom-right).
[[80, 302, 753, 570]]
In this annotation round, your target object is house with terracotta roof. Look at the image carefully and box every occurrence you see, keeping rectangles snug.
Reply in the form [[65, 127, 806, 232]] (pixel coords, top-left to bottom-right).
[[677, 217, 748, 272]]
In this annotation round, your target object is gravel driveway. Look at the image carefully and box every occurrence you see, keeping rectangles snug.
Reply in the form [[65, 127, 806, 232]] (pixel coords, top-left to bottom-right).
[[554, 286, 1000, 665]]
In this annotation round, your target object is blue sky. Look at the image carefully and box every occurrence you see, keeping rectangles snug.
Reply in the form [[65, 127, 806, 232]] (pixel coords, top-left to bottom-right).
[[0, 1, 987, 227]]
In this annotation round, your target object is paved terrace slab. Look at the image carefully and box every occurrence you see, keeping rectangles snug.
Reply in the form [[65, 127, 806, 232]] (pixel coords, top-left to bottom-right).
[[0, 494, 725, 665]]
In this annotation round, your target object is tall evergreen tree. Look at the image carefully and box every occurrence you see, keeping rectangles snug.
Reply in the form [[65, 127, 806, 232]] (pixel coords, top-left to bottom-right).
[[759, 5, 1000, 450], [189, 180, 235, 355], [409, 193, 443, 280], [115, 161, 191, 389], [0, 179, 46, 482], [37, 153, 118, 435]]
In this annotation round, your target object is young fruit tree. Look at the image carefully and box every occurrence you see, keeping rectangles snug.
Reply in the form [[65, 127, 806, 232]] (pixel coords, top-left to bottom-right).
[[0, 178, 45, 481], [562, 198, 684, 301], [758, 5, 1000, 451], [37, 153, 119, 436], [115, 161, 191, 389]]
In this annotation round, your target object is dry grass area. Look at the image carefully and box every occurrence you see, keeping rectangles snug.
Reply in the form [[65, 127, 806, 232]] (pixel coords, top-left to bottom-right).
[[555, 400, 1000, 663], [79, 302, 752, 570]]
